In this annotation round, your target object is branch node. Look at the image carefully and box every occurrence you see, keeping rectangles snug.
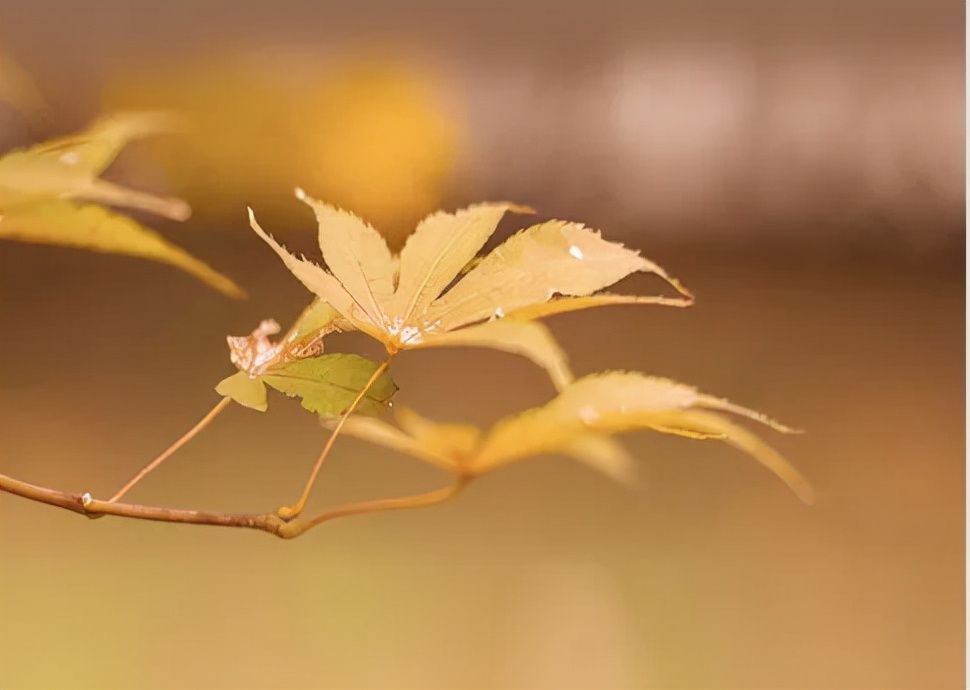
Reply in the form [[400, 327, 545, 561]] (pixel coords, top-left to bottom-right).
[[78, 491, 105, 519]]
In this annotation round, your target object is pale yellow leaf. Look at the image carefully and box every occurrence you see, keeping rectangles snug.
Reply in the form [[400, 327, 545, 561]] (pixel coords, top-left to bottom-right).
[[473, 409, 581, 474], [561, 435, 637, 485], [297, 190, 396, 324], [292, 299, 346, 340], [337, 404, 636, 485], [395, 406, 481, 467], [475, 372, 811, 501], [250, 198, 692, 391], [0, 200, 243, 297], [0, 111, 177, 208], [410, 318, 573, 390], [324, 371, 808, 499], [28, 111, 176, 177], [424, 220, 691, 330], [215, 371, 268, 411], [541, 372, 701, 422], [391, 203, 531, 322], [642, 409, 814, 504], [329, 414, 459, 473], [694, 393, 799, 434], [505, 292, 693, 321], [248, 207, 383, 339]]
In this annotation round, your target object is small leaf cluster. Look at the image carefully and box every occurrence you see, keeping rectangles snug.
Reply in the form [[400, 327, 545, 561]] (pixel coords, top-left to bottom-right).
[[220, 192, 812, 504]]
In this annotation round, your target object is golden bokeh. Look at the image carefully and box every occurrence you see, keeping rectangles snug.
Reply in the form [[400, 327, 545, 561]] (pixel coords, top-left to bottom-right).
[[102, 53, 459, 245]]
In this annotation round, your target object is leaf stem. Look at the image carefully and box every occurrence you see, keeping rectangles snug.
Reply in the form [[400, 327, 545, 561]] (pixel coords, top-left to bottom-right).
[[284, 476, 469, 537], [277, 357, 393, 520], [107, 397, 232, 503]]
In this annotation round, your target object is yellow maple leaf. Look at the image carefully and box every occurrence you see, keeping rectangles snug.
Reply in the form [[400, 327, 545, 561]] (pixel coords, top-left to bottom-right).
[[332, 371, 813, 503], [0, 112, 243, 297], [249, 191, 693, 390]]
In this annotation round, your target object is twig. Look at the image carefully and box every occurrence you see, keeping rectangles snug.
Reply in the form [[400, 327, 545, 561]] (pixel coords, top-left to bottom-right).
[[286, 476, 470, 537], [0, 469, 468, 539], [277, 357, 394, 520], [108, 397, 232, 502]]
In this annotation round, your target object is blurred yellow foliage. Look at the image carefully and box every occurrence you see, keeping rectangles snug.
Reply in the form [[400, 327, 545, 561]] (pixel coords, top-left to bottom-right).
[[103, 54, 459, 246], [300, 62, 459, 246]]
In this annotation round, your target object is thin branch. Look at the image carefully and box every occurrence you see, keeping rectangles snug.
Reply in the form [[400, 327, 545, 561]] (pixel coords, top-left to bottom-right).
[[0, 469, 468, 539], [277, 356, 394, 520], [0, 469, 287, 535], [286, 476, 470, 537], [108, 397, 232, 503]]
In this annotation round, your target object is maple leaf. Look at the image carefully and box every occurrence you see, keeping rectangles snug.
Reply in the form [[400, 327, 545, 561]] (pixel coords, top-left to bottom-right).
[[249, 191, 693, 389], [330, 371, 813, 503], [0, 112, 243, 297], [214, 316, 396, 415]]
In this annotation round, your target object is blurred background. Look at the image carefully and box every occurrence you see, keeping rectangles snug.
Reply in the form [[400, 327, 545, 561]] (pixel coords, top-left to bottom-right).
[[0, 1, 964, 689]]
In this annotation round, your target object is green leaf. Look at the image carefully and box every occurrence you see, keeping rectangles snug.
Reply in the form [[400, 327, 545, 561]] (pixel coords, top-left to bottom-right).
[[215, 371, 267, 411], [262, 353, 396, 416]]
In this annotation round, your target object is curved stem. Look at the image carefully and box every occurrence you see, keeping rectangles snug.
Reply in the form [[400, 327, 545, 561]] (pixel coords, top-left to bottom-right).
[[108, 397, 232, 503], [283, 476, 470, 538], [277, 357, 393, 520]]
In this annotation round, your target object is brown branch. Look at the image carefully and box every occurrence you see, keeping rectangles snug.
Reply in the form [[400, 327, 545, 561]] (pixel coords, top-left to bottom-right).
[[0, 470, 289, 535], [0, 469, 468, 540]]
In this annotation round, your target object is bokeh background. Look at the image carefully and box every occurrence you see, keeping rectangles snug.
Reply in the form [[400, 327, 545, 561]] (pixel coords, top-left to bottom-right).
[[0, 1, 964, 688]]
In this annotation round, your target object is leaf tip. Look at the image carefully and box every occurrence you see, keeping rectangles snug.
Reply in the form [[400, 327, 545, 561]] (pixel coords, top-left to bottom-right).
[[220, 280, 248, 300], [247, 206, 267, 238], [668, 276, 695, 305], [793, 479, 816, 505], [168, 198, 192, 222]]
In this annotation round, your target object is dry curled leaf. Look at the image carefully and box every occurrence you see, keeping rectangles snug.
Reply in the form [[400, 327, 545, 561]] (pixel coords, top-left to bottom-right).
[[0, 112, 243, 297], [249, 192, 693, 389], [331, 371, 813, 503], [215, 316, 396, 414]]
